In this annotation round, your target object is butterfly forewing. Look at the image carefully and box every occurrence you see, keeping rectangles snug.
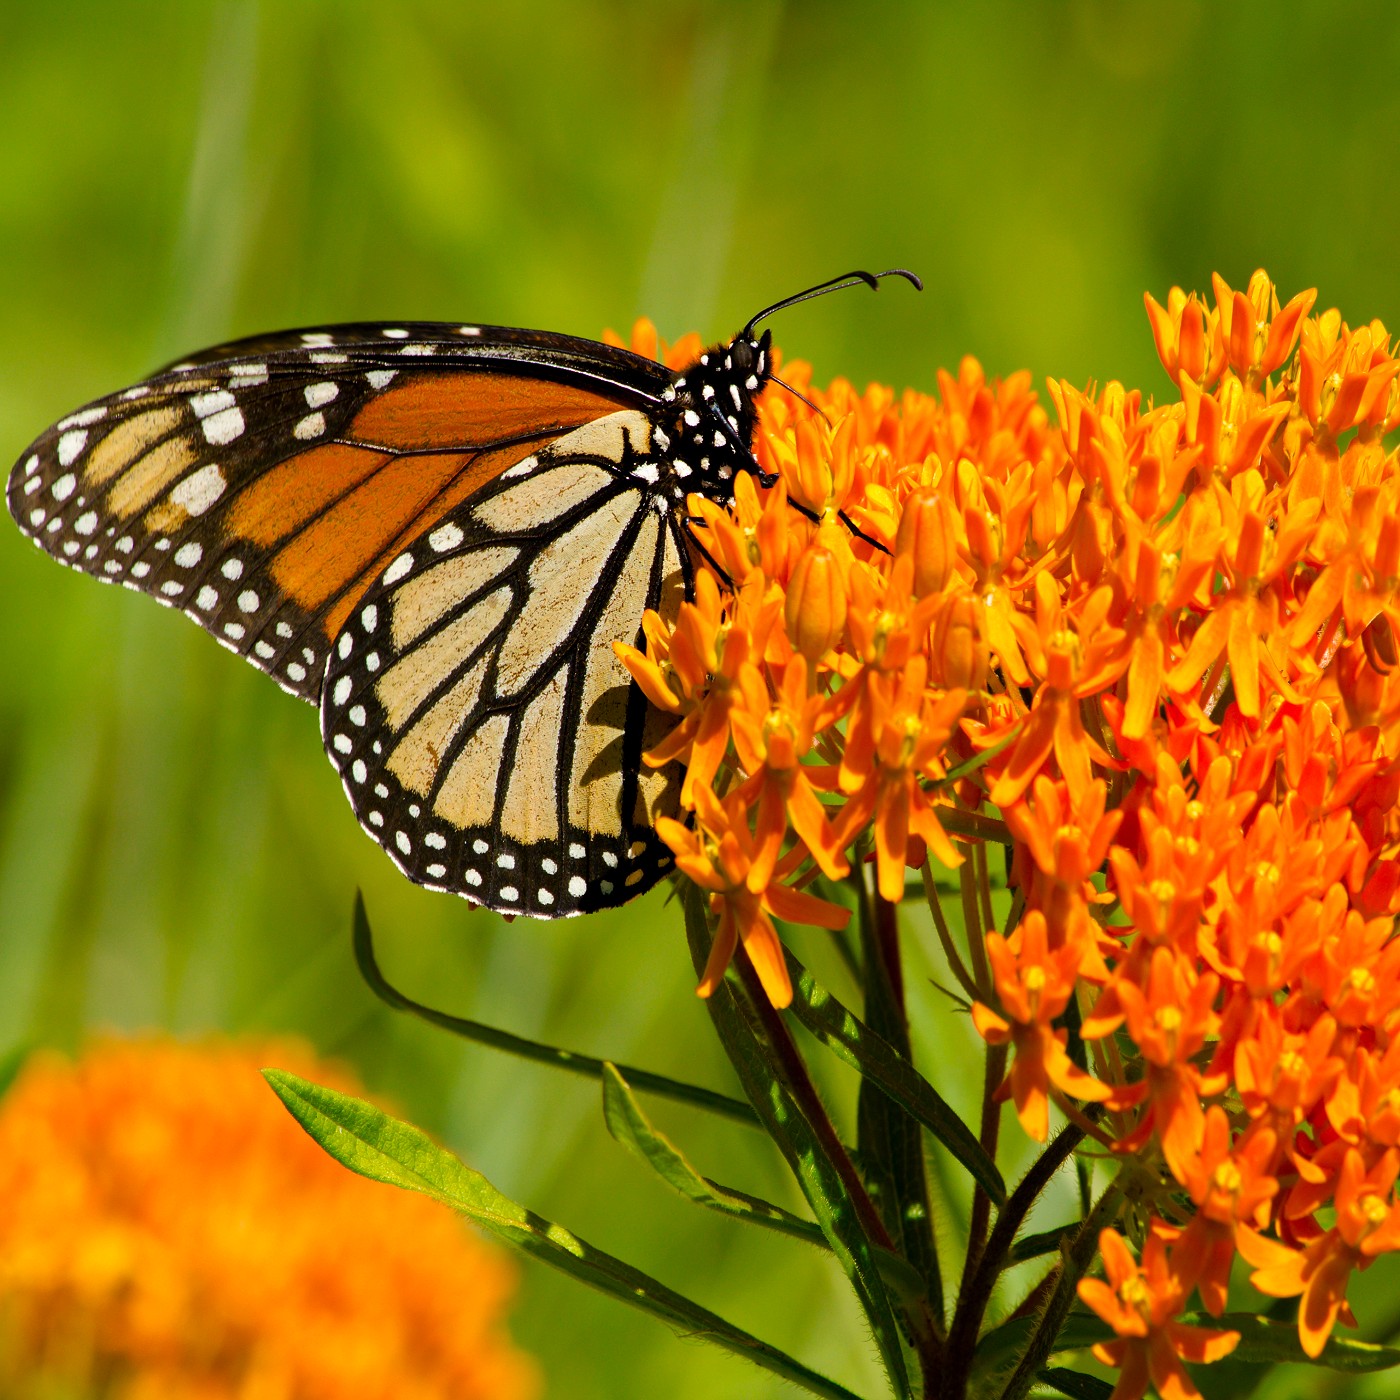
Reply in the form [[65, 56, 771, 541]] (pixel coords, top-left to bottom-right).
[[320, 410, 687, 916], [6, 325, 668, 702]]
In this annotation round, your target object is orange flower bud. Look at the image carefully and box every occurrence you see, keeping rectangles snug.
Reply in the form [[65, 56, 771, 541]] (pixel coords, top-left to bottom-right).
[[931, 591, 988, 691], [785, 545, 847, 661], [895, 487, 955, 597]]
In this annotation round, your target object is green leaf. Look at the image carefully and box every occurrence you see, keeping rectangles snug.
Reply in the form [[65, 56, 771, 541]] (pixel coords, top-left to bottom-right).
[[1039, 1365, 1114, 1399], [602, 1063, 829, 1249], [263, 1069, 866, 1400], [852, 884, 943, 1320], [1193, 1313, 1400, 1373], [972, 1309, 1112, 1381], [351, 891, 758, 1127], [1008, 1225, 1080, 1265], [681, 884, 914, 1399], [785, 948, 1005, 1205]]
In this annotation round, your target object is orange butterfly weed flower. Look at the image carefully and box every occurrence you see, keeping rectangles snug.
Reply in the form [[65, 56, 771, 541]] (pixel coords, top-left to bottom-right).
[[617, 277, 1400, 1375], [1078, 1228, 1239, 1400], [0, 1038, 537, 1400]]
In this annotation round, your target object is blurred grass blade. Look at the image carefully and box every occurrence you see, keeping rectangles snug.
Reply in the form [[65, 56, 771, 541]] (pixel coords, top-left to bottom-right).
[[603, 1063, 828, 1249], [352, 892, 758, 1127], [682, 884, 914, 1399], [785, 948, 1005, 1205], [1199, 1314, 1400, 1372], [263, 1069, 866, 1400]]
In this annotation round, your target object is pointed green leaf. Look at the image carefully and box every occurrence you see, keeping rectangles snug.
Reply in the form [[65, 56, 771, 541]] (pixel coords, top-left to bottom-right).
[[603, 1063, 829, 1249], [1008, 1224, 1079, 1265], [1193, 1313, 1400, 1373], [785, 948, 1005, 1205], [1040, 1366, 1114, 1399], [682, 885, 914, 1399], [263, 1069, 865, 1400], [352, 892, 758, 1126], [853, 887, 943, 1320]]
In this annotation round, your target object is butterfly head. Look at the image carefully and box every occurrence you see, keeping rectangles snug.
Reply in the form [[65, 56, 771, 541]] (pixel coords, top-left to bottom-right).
[[656, 328, 774, 502]]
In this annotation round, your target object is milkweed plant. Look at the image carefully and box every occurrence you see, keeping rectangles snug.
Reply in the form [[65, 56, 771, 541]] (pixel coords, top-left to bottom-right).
[[264, 272, 1400, 1400]]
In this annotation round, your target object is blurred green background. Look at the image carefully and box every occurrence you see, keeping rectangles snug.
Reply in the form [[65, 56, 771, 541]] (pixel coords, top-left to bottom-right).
[[3, 3, 1400, 1396]]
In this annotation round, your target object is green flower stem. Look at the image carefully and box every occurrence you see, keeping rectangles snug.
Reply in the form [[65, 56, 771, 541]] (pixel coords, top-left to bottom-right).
[[682, 881, 914, 1398], [996, 1180, 1125, 1400], [920, 862, 978, 1000], [731, 943, 896, 1257], [942, 1118, 1088, 1400], [352, 891, 759, 1127], [856, 881, 945, 1357]]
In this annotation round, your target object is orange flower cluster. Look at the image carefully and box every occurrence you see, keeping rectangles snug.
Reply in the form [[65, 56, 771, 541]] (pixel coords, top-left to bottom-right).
[[0, 1038, 537, 1400], [614, 271, 1400, 1384]]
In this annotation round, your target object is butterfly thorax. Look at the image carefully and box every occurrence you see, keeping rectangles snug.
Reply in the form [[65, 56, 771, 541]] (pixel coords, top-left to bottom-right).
[[648, 329, 774, 508]]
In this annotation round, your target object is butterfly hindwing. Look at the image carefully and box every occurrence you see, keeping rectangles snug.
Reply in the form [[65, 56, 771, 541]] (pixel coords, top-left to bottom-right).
[[320, 409, 688, 916], [6, 324, 669, 702]]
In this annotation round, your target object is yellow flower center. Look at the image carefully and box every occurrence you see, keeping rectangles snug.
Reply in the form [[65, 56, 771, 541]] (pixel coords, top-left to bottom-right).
[[1254, 861, 1281, 888], [1346, 967, 1376, 999], [1362, 1194, 1390, 1230], [872, 610, 898, 662], [1278, 1050, 1306, 1083], [1212, 1161, 1242, 1197], [1121, 1275, 1153, 1321]]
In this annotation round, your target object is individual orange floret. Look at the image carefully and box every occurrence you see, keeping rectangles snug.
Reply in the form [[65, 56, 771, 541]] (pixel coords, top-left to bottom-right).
[[1094, 947, 1224, 1182], [1172, 1108, 1278, 1315], [987, 573, 1118, 810], [1165, 501, 1310, 720], [615, 568, 756, 807], [1144, 285, 1228, 392], [658, 783, 850, 1009], [0, 1038, 537, 1400], [1078, 1228, 1239, 1400], [835, 652, 968, 902], [1212, 270, 1316, 386], [1294, 310, 1400, 442], [1239, 1148, 1400, 1358], [970, 909, 1110, 1142], [1002, 776, 1122, 942], [728, 654, 849, 890]]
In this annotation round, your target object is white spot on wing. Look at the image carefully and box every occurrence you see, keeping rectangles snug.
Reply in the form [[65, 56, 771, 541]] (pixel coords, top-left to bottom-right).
[[174, 542, 202, 568], [237, 589, 259, 613], [293, 412, 326, 440], [304, 382, 339, 408], [59, 406, 107, 429], [170, 463, 226, 516], [202, 407, 244, 445], [57, 431, 87, 467], [429, 523, 463, 552], [382, 553, 413, 585], [366, 370, 397, 390], [333, 676, 352, 706], [196, 585, 218, 610]]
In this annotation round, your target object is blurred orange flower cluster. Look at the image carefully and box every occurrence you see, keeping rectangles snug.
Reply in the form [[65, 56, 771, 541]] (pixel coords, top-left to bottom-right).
[[613, 271, 1400, 1385], [0, 1038, 537, 1400]]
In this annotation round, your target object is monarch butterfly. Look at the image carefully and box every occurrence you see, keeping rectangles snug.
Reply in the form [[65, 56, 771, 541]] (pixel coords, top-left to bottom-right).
[[6, 269, 919, 917]]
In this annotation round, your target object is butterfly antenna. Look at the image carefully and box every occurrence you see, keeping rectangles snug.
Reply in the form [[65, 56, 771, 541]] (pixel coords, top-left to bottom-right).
[[742, 267, 922, 338], [771, 374, 829, 421]]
